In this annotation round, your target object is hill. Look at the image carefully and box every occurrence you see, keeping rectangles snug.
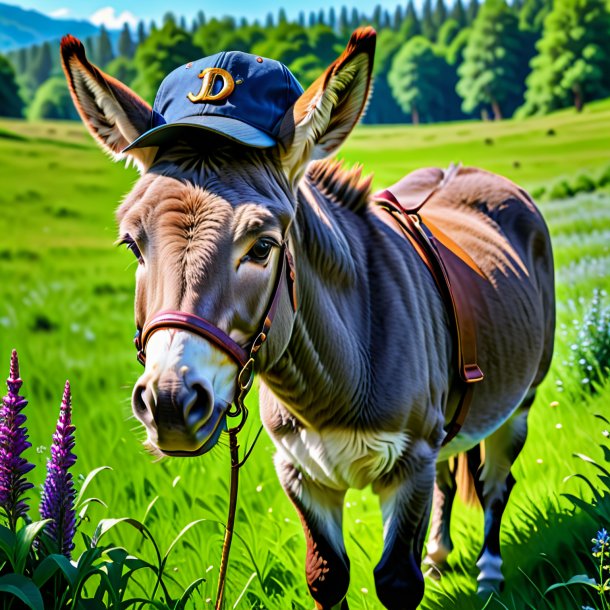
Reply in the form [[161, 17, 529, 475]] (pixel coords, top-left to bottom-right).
[[0, 1, 97, 52]]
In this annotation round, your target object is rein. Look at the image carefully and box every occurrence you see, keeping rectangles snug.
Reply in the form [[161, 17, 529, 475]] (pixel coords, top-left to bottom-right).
[[133, 243, 296, 610]]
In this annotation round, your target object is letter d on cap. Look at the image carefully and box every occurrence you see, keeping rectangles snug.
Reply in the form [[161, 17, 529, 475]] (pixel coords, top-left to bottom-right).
[[187, 68, 235, 103]]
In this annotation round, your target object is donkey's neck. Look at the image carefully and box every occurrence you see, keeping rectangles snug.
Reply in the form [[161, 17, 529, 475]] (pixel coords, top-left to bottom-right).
[[262, 178, 371, 427]]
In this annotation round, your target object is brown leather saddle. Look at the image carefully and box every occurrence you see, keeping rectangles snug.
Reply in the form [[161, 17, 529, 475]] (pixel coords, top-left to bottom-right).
[[373, 166, 485, 446]]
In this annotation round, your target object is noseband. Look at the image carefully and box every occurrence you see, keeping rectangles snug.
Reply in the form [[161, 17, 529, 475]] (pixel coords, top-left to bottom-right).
[[133, 242, 297, 408]]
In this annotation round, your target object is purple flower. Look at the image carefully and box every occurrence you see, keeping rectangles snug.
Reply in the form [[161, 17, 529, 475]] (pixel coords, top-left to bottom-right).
[[40, 380, 77, 557], [0, 350, 35, 530]]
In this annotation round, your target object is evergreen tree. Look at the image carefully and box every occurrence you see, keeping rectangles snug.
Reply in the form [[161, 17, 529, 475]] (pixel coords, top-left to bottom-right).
[[30, 41, 52, 87], [97, 25, 114, 67], [278, 8, 288, 25], [132, 19, 200, 103], [179, 16, 187, 30], [466, 0, 480, 23], [298, 11, 306, 27], [432, 0, 448, 34], [392, 5, 404, 30], [308, 11, 317, 27], [118, 23, 135, 58], [339, 6, 350, 36], [0, 55, 25, 117], [137, 21, 147, 45], [15, 48, 27, 73], [388, 36, 455, 123], [404, 0, 422, 35], [421, 0, 436, 38], [350, 8, 361, 30], [450, 0, 467, 27], [372, 4, 383, 29], [519, 0, 610, 114], [196, 11, 206, 27], [163, 12, 177, 26], [457, 0, 527, 119], [328, 7, 337, 31], [317, 9, 325, 25]]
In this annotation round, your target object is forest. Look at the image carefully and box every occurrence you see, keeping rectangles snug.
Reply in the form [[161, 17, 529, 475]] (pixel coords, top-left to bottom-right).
[[1, 0, 610, 125]]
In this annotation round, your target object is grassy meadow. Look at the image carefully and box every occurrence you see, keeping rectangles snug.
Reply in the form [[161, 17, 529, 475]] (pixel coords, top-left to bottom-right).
[[1, 100, 610, 609]]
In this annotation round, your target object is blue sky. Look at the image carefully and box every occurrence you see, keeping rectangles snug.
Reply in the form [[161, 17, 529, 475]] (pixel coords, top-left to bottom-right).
[[13, 0, 411, 28]]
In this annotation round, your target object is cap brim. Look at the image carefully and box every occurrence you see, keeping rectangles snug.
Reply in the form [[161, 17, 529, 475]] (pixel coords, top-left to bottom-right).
[[122, 114, 276, 152]]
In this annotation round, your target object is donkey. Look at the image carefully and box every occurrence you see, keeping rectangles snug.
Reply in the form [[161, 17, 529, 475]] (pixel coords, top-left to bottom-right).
[[61, 28, 555, 610]]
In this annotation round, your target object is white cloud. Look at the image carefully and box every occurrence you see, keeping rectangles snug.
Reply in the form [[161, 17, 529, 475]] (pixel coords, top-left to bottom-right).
[[49, 8, 71, 18], [89, 7, 138, 29]]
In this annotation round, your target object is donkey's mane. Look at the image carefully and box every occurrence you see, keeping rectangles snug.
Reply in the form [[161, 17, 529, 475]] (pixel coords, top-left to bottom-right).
[[306, 158, 372, 215]]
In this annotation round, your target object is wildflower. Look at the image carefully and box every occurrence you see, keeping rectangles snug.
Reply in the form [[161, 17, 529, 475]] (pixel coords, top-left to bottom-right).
[[592, 528, 610, 556], [40, 381, 77, 557], [0, 350, 35, 530]]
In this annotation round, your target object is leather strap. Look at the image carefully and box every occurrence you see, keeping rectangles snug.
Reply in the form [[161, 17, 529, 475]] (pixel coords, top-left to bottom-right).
[[135, 243, 297, 367], [373, 189, 484, 445]]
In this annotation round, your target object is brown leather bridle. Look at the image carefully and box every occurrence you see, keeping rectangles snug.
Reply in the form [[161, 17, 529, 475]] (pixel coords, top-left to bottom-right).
[[133, 242, 297, 399]]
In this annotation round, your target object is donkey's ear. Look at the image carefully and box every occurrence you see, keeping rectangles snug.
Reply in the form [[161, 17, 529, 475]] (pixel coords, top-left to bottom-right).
[[278, 27, 375, 183], [61, 35, 157, 173]]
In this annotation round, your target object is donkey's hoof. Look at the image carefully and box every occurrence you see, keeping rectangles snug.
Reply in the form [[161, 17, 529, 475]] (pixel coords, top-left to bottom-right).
[[422, 557, 448, 581]]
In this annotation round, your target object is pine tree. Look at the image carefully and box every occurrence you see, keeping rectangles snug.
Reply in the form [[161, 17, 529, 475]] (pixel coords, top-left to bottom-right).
[[457, 0, 527, 119], [393, 5, 404, 30], [466, 0, 480, 23], [298, 11, 306, 27], [137, 21, 147, 45], [519, 0, 610, 114], [196, 11, 206, 28], [118, 23, 135, 58], [339, 6, 350, 36], [350, 8, 361, 30], [404, 0, 422, 35], [328, 7, 337, 31], [317, 9, 325, 25], [97, 25, 114, 67], [372, 4, 383, 29], [432, 0, 448, 33], [421, 0, 435, 38], [266, 12, 275, 28], [278, 8, 288, 25], [450, 0, 467, 27], [31, 41, 52, 86], [519, 0, 552, 33]]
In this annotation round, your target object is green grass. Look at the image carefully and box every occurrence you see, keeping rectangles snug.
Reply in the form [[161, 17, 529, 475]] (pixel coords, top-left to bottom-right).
[[0, 102, 609, 609]]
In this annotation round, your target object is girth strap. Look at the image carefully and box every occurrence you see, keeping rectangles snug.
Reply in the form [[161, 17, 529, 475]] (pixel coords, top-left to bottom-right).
[[373, 188, 485, 446]]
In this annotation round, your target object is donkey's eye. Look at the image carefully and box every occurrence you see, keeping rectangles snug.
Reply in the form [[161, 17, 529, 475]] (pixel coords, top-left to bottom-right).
[[119, 235, 143, 264], [244, 237, 277, 264]]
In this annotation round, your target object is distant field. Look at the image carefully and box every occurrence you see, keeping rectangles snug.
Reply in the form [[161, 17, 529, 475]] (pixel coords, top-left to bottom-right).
[[0, 105, 609, 609]]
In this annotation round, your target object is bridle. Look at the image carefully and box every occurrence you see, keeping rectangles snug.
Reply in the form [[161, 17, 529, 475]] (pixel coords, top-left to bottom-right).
[[132, 242, 296, 610]]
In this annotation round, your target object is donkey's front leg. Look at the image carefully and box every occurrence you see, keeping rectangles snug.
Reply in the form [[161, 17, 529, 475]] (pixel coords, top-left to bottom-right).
[[372, 439, 437, 610], [276, 457, 350, 610]]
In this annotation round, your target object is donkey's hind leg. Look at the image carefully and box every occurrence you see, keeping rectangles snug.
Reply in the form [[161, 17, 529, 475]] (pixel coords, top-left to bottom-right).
[[469, 390, 536, 596], [423, 459, 457, 578], [276, 457, 350, 610]]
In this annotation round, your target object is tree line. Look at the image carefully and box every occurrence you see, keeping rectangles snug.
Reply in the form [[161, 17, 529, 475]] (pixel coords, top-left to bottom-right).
[[2, 0, 610, 125]]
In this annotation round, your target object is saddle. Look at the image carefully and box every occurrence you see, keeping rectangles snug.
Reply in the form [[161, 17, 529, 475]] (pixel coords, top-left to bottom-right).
[[373, 165, 485, 446]]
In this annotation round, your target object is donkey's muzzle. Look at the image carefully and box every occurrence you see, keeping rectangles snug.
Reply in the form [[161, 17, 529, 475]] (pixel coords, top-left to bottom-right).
[[133, 379, 227, 456]]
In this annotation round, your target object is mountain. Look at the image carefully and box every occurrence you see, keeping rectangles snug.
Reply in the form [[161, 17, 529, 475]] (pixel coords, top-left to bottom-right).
[[0, 2, 98, 52]]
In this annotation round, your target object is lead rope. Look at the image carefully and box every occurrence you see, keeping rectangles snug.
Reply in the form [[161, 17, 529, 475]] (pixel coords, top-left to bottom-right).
[[214, 348, 263, 610]]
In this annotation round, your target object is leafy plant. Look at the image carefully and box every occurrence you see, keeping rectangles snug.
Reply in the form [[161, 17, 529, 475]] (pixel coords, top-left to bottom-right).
[[0, 351, 207, 609]]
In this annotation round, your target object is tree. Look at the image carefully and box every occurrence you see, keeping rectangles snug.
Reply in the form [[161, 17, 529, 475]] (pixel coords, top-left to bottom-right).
[[0, 55, 25, 117], [392, 5, 404, 30], [519, 0, 610, 115], [404, 0, 422, 36], [118, 23, 135, 58], [388, 36, 454, 124], [29, 42, 52, 88], [97, 25, 114, 67], [432, 0, 448, 34], [363, 28, 409, 123], [136, 21, 147, 45], [466, 0, 480, 23], [132, 20, 200, 103], [450, 0, 467, 27], [519, 0, 552, 32], [421, 0, 435, 38], [456, 0, 528, 119], [27, 77, 79, 120]]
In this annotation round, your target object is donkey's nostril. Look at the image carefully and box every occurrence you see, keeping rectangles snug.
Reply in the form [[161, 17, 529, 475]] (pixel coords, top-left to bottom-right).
[[184, 383, 213, 430], [133, 384, 148, 414]]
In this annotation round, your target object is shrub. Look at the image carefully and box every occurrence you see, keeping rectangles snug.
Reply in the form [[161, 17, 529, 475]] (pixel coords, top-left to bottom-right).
[[571, 174, 596, 195], [26, 77, 79, 121], [548, 179, 574, 200], [596, 165, 610, 189]]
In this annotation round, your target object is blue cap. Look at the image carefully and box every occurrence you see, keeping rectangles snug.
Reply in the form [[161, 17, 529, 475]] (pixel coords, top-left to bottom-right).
[[123, 51, 304, 151]]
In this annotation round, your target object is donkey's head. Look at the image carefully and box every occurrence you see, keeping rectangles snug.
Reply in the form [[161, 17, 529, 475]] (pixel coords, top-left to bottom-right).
[[61, 29, 375, 456]]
